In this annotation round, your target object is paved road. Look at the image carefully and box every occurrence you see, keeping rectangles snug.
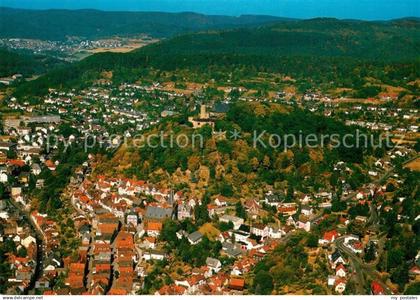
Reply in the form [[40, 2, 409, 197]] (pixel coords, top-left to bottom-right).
[[334, 155, 419, 294], [6, 198, 44, 293], [335, 236, 392, 294]]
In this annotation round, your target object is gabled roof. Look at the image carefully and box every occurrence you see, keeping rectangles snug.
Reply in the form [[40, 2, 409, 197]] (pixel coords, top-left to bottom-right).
[[336, 264, 347, 273], [371, 281, 384, 295], [323, 229, 338, 241], [158, 284, 186, 295], [146, 222, 162, 231], [226, 247, 242, 257], [115, 231, 134, 249], [245, 199, 260, 209], [188, 231, 203, 242], [335, 278, 346, 286], [206, 257, 221, 268], [229, 278, 245, 290], [145, 205, 172, 220], [69, 262, 85, 273], [331, 250, 343, 262], [98, 223, 118, 234]]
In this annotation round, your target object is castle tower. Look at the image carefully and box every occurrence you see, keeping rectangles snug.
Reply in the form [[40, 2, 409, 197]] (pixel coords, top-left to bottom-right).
[[200, 104, 209, 119]]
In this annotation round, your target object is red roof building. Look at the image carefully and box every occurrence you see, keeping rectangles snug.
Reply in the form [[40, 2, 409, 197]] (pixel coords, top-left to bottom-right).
[[323, 229, 338, 242], [371, 281, 385, 295], [229, 278, 245, 291], [69, 263, 85, 275], [108, 288, 127, 295], [158, 284, 186, 295], [115, 231, 134, 249]]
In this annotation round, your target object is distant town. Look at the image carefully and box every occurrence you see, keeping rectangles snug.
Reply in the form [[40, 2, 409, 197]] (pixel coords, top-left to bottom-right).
[[0, 36, 157, 61]]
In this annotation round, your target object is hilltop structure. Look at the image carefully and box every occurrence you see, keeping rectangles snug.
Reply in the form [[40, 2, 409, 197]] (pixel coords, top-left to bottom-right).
[[188, 105, 215, 129]]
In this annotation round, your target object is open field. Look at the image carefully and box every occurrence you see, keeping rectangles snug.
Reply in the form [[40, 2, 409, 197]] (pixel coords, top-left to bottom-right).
[[405, 157, 420, 172], [87, 39, 159, 54], [329, 97, 386, 104]]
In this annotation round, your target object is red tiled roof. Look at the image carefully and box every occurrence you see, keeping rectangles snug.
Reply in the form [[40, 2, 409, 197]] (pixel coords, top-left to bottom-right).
[[98, 223, 118, 234], [335, 278, 346, 286], [70, 263, 85, 273], [278, 206, 297, 213], [108, 288, 127, 295], [187, 274, 205, 286], [371, 281, 384, 295], [118, 266, 133, 274], [146, 222, 162, 231], [323, 229, 338, 241], [92, 274, 109, 286], [65, 274, 84, 288], [144, 236, 156, 243], [79, 195, 91, 203], [245, 199, 260, 209], [45, 160, 56, 169], [115, 231, 134, 249], [353, 241, 363, 249], [8, 159, 26, 167], [93, 243, 111, 254], [229, 278, 245, 290], [336, 264, 346, 272], [158, 284, 186, 295], [409, 265, 420, 275], [95, 263, 111, 273], [43, 291, 57, 295]]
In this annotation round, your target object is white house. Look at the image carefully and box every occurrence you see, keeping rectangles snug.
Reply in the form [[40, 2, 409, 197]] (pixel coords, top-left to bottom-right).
[[301, 206, 313, 216], [219, 215, 244, 230], [344, 235, 359, 244], [336, 264, 347, 278], [327, 275, 336, 287], [250, 224, 269, 238], [335, 279, 346, 294], [21, 236, 36, 248], [206, 257, 222, 273], [0, 173, 7, 183], [188, 231, 203, 245], [127, 214, 138, 227], [330, 251, 346, 268], [143, 250, 165, 261], [268, 226, 283, 239], [31, 163, 42, 176], [297, 221, 311, 232]]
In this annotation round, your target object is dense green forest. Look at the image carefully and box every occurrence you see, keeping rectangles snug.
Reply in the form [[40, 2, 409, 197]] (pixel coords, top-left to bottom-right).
[[0, 48, 66, 77], [12, 18, 420, 100], [139, 18, 420, 60], [116, 102, 381, 199], [0, 7, 287, 40]]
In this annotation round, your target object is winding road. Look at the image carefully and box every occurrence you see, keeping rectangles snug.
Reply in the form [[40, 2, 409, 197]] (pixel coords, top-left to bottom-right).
[[6, 198, 44, 294], [334, 154, 420, 294], [335, 235, 391, 294]]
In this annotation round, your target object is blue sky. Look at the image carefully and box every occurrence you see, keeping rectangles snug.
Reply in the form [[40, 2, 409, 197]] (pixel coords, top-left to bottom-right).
[[2, 0, 419, 20]]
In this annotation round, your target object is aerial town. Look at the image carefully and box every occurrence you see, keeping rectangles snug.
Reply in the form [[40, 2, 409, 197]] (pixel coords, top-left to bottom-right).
[[0, 74, 418, 295], [0, 2, 419, 298]]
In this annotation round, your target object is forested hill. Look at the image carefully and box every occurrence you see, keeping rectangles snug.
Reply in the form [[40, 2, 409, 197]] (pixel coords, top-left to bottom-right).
[[137, 17, 420, 61], [0, 48, 66, 77], [0, 7, 288, 40], [13, 18, 420, 99]]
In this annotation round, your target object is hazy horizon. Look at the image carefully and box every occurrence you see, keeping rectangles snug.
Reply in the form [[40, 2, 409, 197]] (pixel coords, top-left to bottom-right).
[[1, 0, 419, 20]]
